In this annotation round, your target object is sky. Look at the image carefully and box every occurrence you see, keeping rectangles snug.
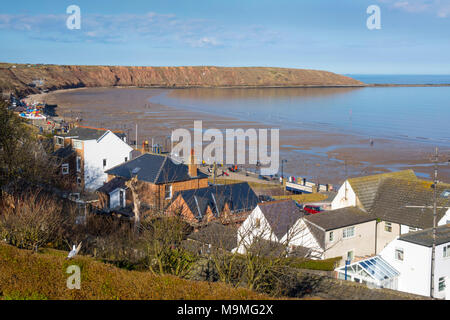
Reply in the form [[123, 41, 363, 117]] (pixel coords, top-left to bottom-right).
[[0, 0, 449, 74]]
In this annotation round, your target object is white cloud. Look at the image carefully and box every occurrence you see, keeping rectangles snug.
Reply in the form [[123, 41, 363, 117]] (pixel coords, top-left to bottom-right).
[[379, 0, 450, 17], [0, 12, 282, 48]]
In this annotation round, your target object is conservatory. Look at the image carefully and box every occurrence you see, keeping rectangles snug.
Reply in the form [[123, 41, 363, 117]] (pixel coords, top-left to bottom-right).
[[335, 256, 400, 290]]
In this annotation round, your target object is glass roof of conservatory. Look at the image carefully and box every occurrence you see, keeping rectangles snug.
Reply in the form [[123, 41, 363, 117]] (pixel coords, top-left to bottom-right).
[[336, 256, 399, 281]]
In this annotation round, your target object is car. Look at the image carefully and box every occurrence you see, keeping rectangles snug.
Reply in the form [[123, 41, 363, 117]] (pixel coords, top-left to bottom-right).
[[303, 205, 323, 214]]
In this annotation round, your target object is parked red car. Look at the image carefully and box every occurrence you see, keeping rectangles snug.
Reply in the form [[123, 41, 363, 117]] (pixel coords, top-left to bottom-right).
[[303, 205, 323, 214]]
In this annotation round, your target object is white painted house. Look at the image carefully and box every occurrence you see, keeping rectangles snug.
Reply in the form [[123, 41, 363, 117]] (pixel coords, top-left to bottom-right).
[[330, 170, 450, 253], [236, 200, 306, 255], [380, 224, 450, 299], [55, 126, 133, 191]]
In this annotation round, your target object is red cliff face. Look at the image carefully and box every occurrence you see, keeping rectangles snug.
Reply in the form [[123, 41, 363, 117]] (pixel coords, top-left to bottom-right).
[[0, 63, 365, 96]]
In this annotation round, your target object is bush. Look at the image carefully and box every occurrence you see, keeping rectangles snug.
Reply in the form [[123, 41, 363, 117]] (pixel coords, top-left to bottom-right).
[[0, 191, 74, 251]]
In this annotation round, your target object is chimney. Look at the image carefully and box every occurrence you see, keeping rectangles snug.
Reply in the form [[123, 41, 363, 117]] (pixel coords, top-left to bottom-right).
[[188, 149, 198, 177]]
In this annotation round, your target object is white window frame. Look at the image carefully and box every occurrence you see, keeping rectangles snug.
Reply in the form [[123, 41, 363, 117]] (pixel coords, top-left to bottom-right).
[[62, 163, 69, 175], [444, 244, 450, 258], [76, 156, 81, 173], [438, 277, 446, 292], [385, 222, 392, 232], [56, 136, 64, 146], [103, 158, 107, 168], [395, 247, 404, 261], [119, 189, 125, 208], [343, 226, 355, 239], [165, 184, 173, 200], [329, 231, 334, 242], [72, 139, 82, 150], [346, 250, 354, 262]]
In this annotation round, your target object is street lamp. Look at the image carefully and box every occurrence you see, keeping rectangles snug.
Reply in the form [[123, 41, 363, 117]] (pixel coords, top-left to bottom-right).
[[281, 159, 287, 179]]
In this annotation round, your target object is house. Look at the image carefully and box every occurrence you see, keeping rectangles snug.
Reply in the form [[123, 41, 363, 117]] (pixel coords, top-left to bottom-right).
[[330, 170, 450, 253], [299, 207, 377, 265], [331, 170, 417, 211], [98, 153, 209, 213], [183, 222, 238, 254], [54, 126, 133, 190], [236, 200, 306, 255], [379, 224, 450, 299], [168, 182, 259, 226], [52, 144, 77, 190]]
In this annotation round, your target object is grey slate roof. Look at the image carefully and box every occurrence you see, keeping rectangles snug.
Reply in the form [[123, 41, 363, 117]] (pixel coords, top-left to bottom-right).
[[175, 182, 259, 222], [399, 224, 450, 247], [105, 153, 208, 185], [62, 126, 127, 141], [369, 177, 450, 229], [62, 126, 108, 140], [305, 207, 375, 231], [52, 145, 75, 159], [347, 170, 417, 212], [258, 200, 304, 240], [97, 177, 128, 194], [187, 222, 238, 251]]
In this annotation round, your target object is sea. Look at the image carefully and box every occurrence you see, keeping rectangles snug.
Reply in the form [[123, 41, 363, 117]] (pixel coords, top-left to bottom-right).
[[148, 75, 450, 147]]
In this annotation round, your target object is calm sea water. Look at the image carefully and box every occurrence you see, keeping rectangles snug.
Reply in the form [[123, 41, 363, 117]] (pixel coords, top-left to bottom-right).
[[149, 85, 450, 147], [347, 74, 450, 85]]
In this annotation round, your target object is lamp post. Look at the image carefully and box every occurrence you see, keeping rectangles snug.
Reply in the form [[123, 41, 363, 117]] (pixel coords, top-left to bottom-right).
[[281, 159, 287, 179]]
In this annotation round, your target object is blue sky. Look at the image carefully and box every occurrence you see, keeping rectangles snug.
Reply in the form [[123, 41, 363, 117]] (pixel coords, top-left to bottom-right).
[[0, 0, 449, 74]]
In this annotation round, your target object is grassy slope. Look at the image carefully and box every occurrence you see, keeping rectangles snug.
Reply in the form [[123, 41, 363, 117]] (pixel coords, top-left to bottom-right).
[[0, 243, 271, 300]]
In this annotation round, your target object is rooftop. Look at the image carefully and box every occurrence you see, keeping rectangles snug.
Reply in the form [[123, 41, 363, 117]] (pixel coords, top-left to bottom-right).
[[187, 222, 238, 251], [97, 177, 128, 194], [175, 182, 259, 222], [305, 206, 375, 231], [399, 224, 450, 247], [347, 170, 417, 212], [258, 200, 304, 240], [105, 153, 208, 185], [61, 125, 126, 141], [370, 177, 450, 229]]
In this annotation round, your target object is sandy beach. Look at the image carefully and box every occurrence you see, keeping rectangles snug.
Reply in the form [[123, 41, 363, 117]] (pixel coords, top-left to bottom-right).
[[27, 87, 450, 185]]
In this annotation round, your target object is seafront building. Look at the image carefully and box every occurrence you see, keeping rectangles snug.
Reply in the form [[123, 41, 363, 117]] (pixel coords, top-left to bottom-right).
[[54, 125, 133, 191]]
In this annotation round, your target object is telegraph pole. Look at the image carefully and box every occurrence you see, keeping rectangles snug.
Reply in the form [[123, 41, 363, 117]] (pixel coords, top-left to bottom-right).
[[430, 147, 438, 298]]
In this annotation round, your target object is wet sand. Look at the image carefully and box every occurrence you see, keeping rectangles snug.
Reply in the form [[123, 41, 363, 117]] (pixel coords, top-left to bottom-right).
[[28, 87, 450, 185]]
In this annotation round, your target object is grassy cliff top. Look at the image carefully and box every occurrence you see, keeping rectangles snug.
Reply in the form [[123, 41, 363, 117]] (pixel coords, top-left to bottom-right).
[[0, 243, 271, 300]]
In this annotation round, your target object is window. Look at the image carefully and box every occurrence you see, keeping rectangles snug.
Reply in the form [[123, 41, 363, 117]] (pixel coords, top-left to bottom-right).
[[346, 250, 354, 262], [73, 140, 82, 150], [56, 136, 64, 146], [409, 226, 418, 232], [444, 245, 450, 258], [119, 190, 125, 208], [124, 157, 128, 162], [343, 226, 355, 239], [165, 185, 172, 200], [385, 222, 392, 232], [395, 248, 404, 261], [329, 231, 334, 242], [76, 156, 81, 172], [439, 277, 446, 292], [77, 176, 82, 186], [62, 164, 69, 175], [103, 159, 107, 168]]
